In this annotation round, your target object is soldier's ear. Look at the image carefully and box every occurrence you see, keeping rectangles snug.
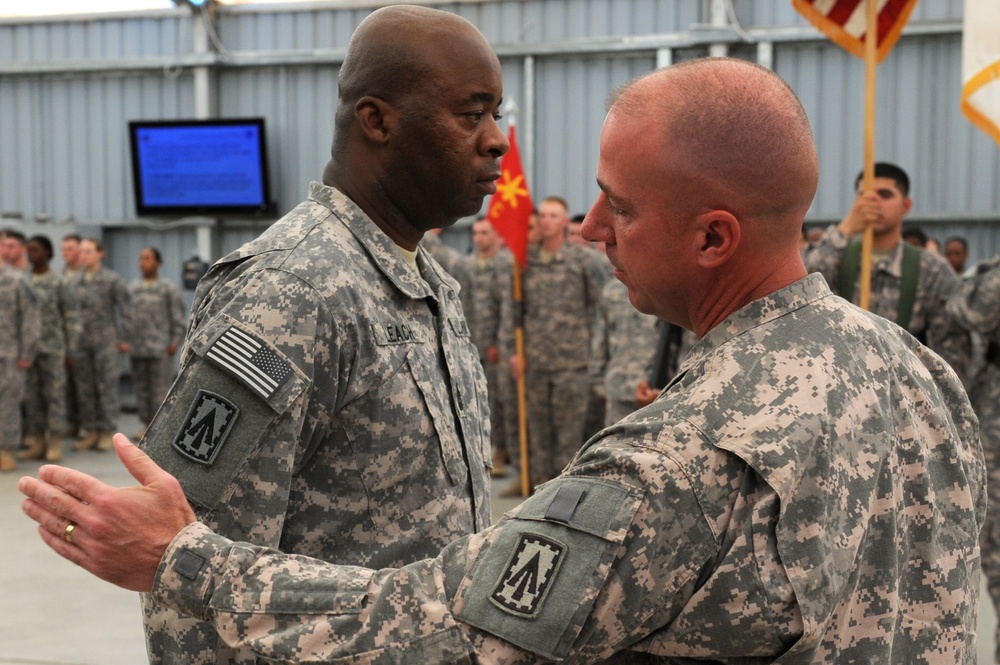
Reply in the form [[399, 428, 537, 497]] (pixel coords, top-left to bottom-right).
[[354, 96, 394, 145], [694, 210, 739, 269]]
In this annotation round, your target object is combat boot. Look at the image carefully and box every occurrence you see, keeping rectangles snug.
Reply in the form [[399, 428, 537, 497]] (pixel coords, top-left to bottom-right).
[[17, 434, 46, 461], [96, 431, 114, 451], [0, 449, 16, 472], [74, 430, 100, 451], [45, 435, 62, 462]]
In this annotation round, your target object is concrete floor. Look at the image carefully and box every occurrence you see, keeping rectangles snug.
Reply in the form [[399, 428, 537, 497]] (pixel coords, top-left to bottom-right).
[[1, 412, 996, 664]]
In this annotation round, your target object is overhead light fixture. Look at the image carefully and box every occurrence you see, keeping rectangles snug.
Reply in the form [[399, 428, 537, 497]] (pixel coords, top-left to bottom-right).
[[172, 0, 214, 9]]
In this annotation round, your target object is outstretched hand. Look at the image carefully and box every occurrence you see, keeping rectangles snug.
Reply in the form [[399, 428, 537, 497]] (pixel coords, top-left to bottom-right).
[[19, 434, 196, 593]]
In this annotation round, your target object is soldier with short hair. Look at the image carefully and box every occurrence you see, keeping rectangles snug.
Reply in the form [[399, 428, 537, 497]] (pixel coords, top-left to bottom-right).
[[22, 58, 986, 664], [127, 247, 186, 438], [804, 162, 973, 388], [500, 195, 607, 489], [69, 238, 131, 453], [0, 261, 39, 471], [466, 216, 514, 473], [29, 6, 505, 664], [20, 235, 79, 463]]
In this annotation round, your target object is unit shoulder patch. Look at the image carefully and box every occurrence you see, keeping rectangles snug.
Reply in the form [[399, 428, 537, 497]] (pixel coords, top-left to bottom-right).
[[172, 390, 240, 465], [490, 532, 566, 618]]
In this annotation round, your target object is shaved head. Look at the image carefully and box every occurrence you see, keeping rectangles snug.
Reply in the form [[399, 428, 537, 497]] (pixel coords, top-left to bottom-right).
[[332, 5, 487, 159], [611, 58, 818, 242]]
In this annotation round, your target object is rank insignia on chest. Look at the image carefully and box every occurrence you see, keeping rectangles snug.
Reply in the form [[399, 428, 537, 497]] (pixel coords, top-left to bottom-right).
[[490, 533, 566, 618], [172, 390, 240, 465]]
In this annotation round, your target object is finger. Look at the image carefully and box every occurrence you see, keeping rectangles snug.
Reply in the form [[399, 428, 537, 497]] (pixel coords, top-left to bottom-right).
[[19, 477, 88, 528], [22, 496, 81, 547], [112, 433, 169, 487], [37, 523, 95, 570], [36, 463, 111, 505]]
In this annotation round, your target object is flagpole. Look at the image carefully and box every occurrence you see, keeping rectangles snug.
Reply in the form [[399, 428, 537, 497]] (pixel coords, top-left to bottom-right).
[[511, 259, 531, 497], [858, 0, 878, 311], [503, 109, 532, 498]]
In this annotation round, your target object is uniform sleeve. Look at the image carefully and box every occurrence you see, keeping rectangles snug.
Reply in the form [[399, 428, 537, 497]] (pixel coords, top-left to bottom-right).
[[168, 283, 188, 349], [152, 439, 718, 664], [478, 258, 505, 351], [588, 295, 609, 397], [496, 265, 517, 364], [920, 254, 974, 389], [60, 280, 81, 359], [802, 224, 850, 289], [114, 275, 132, 344], [18, 277, 41, 363], [947, 257, 1000, 336], [140, 267, 328, 541]]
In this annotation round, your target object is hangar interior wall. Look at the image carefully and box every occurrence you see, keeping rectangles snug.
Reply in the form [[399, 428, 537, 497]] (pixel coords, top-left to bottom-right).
[[0, 0, 996, 283]]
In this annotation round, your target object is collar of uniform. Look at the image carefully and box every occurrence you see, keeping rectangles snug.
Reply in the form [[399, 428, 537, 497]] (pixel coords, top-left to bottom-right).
[[684, 273, 832, 371], [874, 241, 906, 279], [527, 241, 577, 265], [309, 182, 435, 301]]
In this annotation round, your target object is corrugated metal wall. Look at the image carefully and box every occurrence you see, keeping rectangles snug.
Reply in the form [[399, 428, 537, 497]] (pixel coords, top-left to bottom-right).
[[1, 0, 997, 281]]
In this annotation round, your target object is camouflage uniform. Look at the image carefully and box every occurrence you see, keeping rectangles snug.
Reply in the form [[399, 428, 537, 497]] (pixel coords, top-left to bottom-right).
[[420, 231, 475, 321], [128, 277, 187, 425], [804, 225, 973, 387], [150, 273, 985, 663], [69, 267, 130, 433], [138, 182, 492, 664], [24, 271, 79, 437], [467, 248, 515, 465], [63, 266, 82, 434], [589, 278, 660, 426], [0, 265, 40, 452], [499, 242, 607, 481], [946, 255, 1000, 662]]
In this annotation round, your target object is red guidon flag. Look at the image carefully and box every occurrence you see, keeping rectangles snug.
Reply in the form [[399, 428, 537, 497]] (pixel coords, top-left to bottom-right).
[[792, 0, 918, 62], [487, 125, 533, 268]]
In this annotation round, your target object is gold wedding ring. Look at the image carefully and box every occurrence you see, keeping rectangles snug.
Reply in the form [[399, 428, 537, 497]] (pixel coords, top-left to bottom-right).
[[64, 522, 76, 544]]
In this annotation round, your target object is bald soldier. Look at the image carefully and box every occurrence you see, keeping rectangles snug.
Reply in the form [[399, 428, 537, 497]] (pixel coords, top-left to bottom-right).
[[22, 58, 985, 663], [28, 6, 505, 664]]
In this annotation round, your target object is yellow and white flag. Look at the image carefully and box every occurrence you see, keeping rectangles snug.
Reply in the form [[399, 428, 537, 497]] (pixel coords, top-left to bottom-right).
[[962, 0, 1000, 148]]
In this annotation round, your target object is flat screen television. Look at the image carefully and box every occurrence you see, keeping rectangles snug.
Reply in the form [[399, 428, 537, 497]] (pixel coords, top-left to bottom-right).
[[128, 118, 273, 217]]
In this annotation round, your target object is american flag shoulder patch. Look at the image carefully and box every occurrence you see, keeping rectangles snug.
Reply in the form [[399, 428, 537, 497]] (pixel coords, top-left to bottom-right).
[[205, 326, 293, 401]]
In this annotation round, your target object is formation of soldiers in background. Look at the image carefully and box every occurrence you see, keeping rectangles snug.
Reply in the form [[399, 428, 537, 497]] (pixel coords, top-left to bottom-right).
[[0, 230, 186, 471], [0, 195, 984, 488], [6, 175, 1000, 653]]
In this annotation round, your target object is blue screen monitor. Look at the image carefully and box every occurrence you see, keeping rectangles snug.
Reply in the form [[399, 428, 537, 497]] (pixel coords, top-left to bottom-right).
[[129, 118, 273, 217]]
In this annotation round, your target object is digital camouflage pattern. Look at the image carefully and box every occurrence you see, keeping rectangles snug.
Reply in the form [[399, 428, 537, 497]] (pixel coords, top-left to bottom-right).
[[139, 182, 492, 664], [499, 243, 607, 374], [128, 277, 186, 358], [24, 270, 79, 435], [589, 278, 660, 426], [419, 230, 476, 322], [69, 266, 131, 432], [498, 242, 607, 480], [128, 277, 187, 424], [69, 267, 130, 351], [28, 271, 79, 358], [151, 272, 985, 664], [466, 248, 514, 462], [946, 254, 1000, 662], [804, 224, 974, 388], [0, 264, 40, 451]]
